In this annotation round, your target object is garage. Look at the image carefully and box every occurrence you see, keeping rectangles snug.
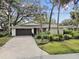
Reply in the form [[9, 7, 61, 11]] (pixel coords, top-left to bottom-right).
[[16, 29, 32, 36]]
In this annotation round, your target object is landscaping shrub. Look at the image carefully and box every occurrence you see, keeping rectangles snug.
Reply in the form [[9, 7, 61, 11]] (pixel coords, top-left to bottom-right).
[[43, 34, 48, 39], [70, 31, 79, 36], [64, 34, 72, 40], [35, 34, 41, 39], [45, 31, 50, 34], [70, 31, 75, 37], [53, 35, 60, 41], [0, 32, 8, 37], [48, 34, 53, 41], [36, 30, 79, 41], [47, 34, 64, 41], [0, 33, 3, 37], [59, 34, 64, 41], [64, 30, 72, 34], [52, 35, 64, 41], [41, 32, 49, 39], [35, 32, 49, 39], [58, 34, 63, 38], [73, 33, 79, 39], [63, 30, 79, 39]]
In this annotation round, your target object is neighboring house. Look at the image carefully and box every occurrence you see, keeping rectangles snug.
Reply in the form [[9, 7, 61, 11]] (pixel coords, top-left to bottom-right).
[[11, 21, 63, 36]]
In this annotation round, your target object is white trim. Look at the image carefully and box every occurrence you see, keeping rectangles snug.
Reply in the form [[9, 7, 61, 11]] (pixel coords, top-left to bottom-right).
[[12, 29, 16, 36], [32, 28, 34, 34]]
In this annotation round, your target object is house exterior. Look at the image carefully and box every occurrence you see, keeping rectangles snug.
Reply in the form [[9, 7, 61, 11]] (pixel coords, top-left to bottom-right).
[[11, 22, 63, 36]]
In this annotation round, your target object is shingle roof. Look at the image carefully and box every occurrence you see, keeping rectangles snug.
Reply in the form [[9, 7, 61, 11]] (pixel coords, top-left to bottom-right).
[[17, 21, 39, 26], [12, 21, 63, 29]]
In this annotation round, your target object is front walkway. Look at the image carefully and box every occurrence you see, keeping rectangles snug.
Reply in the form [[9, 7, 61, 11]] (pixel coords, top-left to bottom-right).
[[0, 36, 48, 59]]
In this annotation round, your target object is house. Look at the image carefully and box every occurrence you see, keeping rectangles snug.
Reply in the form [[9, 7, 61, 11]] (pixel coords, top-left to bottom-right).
[[11, 21, 63, 36]]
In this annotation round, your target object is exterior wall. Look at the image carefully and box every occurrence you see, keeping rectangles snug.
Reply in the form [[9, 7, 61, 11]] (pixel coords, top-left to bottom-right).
[[50, 28, 63, 34], [11, 28, 63, 36], [36, 28, 39, 34], [59, 29, 63, 34], [12, 28, 34, 36], [32, 28, 34, 34], [35, 28, 63, 35], [12, 29, 16, 36]]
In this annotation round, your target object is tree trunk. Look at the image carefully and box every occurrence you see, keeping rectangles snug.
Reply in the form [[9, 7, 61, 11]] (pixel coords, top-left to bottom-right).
[[40, 19, 43, 32], [76, 23, 79, 31], [8, 5, 11, 36], [75, 11, 79, 31], [57, 4, 61, 35], [8, 12, 11, 35], [48, 5, 55, 31]]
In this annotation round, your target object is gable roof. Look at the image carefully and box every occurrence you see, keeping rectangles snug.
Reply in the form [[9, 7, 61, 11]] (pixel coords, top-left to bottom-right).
[[17, 21, 39, 26], [12, 21, 63, 29]]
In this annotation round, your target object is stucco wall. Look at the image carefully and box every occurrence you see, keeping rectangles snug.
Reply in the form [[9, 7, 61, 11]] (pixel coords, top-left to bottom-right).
[[11, 28, 63, 36], [50, 28, 63, 34], [32, 28, 34, 34], [12, 29, 16, 36]]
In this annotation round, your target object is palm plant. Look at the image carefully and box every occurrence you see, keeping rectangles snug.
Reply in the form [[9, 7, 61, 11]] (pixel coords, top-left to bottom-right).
[[53, 0, 71, 35], [48, 0, 55, 31]]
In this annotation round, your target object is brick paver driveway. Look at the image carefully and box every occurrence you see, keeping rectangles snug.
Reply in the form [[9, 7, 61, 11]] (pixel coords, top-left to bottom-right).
[[0, 36, 48, 59]]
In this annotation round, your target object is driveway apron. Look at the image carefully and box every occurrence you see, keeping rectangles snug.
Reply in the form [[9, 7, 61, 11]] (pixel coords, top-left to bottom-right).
[[0, 36, 48, 59]]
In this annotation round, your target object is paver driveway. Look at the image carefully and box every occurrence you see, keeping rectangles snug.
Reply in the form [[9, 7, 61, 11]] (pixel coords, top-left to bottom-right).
[[0, 36, 48, 59]]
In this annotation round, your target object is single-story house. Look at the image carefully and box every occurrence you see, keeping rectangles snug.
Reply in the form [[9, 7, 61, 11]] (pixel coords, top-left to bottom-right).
[[11, 21, 63, 36]]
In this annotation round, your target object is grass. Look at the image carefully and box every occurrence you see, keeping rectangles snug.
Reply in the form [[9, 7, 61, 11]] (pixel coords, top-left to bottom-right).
[[39, 39, 79, 55], [0, 36, 11, 47]]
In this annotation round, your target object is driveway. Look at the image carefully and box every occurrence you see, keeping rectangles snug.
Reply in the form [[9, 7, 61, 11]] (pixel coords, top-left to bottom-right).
[[0, 36, 48, 59]]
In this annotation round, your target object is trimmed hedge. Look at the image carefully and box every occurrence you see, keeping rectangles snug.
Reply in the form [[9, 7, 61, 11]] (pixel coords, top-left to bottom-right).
[[53, 35, 64, 41], [48, 34, 53, 41], [35, 31, 50, 39], [35, 30, 79, 41], [53, 36, 60, 41], [0, 32, 8, 37], [73, 33, 79, 39], [64, 34, 72, 40], [35, 32, 64, 41], [64, 30, 79, 39], [64, 30, 72, 34], [48, 34, 64, 41]]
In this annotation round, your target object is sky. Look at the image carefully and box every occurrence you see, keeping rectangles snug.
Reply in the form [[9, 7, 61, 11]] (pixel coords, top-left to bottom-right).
[[22, 0, 75, 23], [41, 0, 74, 23]]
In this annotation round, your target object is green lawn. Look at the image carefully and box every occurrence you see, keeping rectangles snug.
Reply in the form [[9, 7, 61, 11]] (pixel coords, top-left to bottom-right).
[[0, 36, 11, 47], [39, 39, 79, 55]]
